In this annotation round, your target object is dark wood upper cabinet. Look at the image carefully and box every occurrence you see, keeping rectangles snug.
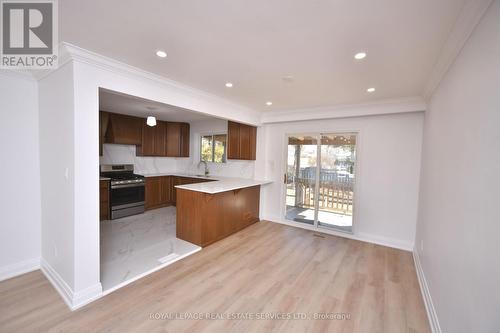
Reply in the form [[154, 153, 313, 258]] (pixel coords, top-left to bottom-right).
[[137, 120, 166, 156], [137, 119, 155, 156], [99, 111, 189, 158], [104, 112, 142, 145], [227, 121, 257, 160], [248, 125, 256, 160], [227, 121, 240, 159], [155, 121, 167, 156], [180, 123, 190, 157], [166, 122, 181, 157], [99, 111, 110, 156]]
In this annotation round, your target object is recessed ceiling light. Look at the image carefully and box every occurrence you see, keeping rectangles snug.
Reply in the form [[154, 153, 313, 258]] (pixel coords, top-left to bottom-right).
[[225, 82, 233, 88], [367, 87, 376, 93], [354, 52, 367, 60], [266, 101, 273, 106], [156, 50, 167, 58]]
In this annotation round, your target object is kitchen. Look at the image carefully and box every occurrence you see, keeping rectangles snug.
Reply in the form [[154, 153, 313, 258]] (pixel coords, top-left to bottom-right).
[[98, 88, 269, 293]]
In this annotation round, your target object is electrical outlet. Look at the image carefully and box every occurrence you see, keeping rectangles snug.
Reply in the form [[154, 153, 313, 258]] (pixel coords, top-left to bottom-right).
[[420, 240, 424, 252], [54, 244, 58, 257]]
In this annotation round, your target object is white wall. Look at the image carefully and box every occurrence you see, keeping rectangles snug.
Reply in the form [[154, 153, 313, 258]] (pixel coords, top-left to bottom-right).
[[258, 112, 424, 250], [38, 62, 76, 292], [0, 73, 41, 280], [415, 2, 500, 332]]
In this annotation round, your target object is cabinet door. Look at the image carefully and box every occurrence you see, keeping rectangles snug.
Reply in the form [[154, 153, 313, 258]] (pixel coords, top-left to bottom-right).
[[180, 123, 190, 157], [171, 176, 181, 204], [160, 176, 171, 204], [99, 180, 109, 220], [139, 120, 155, 156], [166, 122, 181, 157], [239, 124, 251, 159], [145, 177, 161, 210], [249, 126, 257, 160], [201, 193, 224, 246], [222, 190, 239, 235], [99, 112, 109, 156], [154, 121, 167, 156], [227, 121, 240, 159]]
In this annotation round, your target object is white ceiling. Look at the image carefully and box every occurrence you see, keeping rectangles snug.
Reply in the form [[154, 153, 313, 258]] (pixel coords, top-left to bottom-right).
[[61, 0, 465, 112], [99, 89, 216, 122]]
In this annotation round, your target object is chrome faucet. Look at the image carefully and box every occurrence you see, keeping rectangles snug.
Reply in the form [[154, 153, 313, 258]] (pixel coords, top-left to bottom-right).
[[198, 160, 209, 176]]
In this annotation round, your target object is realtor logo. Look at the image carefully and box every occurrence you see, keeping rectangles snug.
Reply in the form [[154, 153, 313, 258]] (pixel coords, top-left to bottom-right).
[[1, 0, 58, 68]]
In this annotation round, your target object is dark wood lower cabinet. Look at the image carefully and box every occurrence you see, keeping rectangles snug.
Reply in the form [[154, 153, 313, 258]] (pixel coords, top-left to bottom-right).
[[170, 176, 213, 205], [145, 176, 172, 210], [146, 176, 214, 210], [176, 185, 260, 247], [99, 180, 110, 220]]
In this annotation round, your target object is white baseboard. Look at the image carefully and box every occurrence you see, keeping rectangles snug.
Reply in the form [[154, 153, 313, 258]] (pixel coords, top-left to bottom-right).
[[264, 217, 414, 251], [413, 249, 442, 333], [0, 257, 40, 282], [40, 258, 103, 311]]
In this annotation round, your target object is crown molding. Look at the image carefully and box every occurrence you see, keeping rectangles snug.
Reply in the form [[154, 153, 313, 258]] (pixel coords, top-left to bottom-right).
[[423, 0, 493, 100], [260, 96, 426, 124], [32, 42, 258, 119]]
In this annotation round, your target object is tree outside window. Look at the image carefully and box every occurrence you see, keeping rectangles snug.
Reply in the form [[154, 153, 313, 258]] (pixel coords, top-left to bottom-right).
[[201, 134, 226, 163]]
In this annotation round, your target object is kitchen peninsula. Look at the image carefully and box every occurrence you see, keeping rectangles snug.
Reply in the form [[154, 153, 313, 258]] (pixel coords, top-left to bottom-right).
[[175, 176, 271, 247]]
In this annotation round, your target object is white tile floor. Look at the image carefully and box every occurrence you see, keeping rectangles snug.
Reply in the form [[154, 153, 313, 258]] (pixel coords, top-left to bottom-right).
[[100, 206, 200, 293]]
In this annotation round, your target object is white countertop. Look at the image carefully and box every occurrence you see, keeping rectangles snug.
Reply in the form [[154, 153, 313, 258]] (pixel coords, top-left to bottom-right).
[[139, 173, 272, 194], [175, 177, 272, 194]]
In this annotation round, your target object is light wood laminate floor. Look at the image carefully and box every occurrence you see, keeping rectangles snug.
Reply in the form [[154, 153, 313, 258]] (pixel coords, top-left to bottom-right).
[[0, 221, 430, 333]]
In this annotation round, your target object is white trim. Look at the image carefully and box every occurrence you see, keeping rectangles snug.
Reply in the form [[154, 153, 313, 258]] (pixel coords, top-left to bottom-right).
[[413, 249, 442, 333], [423, 0, 493, 100], [40, 258, 74, 309], [32, 43, 260, 124], [264, 217, 413, 251], [261, 97, 426, 124], [0, 258, 40, 282], [40, 258, 103, 311]]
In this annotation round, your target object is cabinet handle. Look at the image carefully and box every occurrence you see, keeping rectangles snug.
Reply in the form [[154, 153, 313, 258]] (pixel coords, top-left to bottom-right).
[[284, 173, 287, 184]]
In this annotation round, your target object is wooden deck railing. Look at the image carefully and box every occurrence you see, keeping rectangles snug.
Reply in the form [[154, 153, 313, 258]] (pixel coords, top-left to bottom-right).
[[288, 177, 354, 215]]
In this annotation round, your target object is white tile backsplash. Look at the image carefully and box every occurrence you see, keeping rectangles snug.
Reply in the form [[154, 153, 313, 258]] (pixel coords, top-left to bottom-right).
[[100, 143, 255, 178]]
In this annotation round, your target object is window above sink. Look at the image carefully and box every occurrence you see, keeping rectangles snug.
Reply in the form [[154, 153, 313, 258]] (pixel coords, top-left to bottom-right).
[[200, 133, 227, 163]]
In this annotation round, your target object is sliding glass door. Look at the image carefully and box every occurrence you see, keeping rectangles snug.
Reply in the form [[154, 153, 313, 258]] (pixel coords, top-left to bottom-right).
[[285, 135, 318, 225], [285, 133, 357, 233]]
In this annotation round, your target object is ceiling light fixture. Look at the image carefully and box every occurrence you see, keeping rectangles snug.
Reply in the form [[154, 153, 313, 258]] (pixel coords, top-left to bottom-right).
[[367, 87, 376, 93], [266, 101, 273, 106], [156, 50, 167, 58], [147, 116, 157, 126], [225, 82, 233, 88], [354, 52, 366, 60]]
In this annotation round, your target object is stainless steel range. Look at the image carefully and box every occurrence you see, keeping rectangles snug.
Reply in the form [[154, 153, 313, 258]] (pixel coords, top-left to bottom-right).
[[100, 164, 145, 219]]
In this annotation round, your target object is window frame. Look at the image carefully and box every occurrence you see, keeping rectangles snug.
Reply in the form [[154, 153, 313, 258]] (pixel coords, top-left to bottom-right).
[[199, 132, 227, 164]]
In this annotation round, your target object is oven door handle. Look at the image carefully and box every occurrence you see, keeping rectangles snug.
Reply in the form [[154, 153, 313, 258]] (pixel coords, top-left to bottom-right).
[[111, 183, 145, 189]]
